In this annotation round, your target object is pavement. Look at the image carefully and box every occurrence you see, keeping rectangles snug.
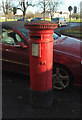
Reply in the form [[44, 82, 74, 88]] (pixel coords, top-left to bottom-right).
[[2, 70, 81, 119]]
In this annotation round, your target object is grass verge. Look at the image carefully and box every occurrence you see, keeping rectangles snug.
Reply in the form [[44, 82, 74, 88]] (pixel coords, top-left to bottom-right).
[[61, 26, 82, 39], [0, 18, 81, 22]]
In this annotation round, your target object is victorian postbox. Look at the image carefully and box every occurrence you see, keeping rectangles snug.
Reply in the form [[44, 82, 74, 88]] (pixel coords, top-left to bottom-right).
[[25, 20, 58, 107]]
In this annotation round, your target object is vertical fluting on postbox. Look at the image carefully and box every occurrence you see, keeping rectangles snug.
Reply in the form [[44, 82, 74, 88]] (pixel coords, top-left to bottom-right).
[[25, 21, 58, 107]]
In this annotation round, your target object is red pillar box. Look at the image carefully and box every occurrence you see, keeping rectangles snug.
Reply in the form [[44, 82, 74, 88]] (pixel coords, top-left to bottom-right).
[[25, 20, 58, 107]]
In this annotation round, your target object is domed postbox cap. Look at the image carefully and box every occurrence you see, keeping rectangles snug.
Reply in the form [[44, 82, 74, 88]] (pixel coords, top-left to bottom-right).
[[25, 20, 58, 30]]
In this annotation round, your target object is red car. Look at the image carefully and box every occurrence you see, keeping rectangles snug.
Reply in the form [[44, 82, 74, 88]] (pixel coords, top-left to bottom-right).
[[0, 21, 81, 90]]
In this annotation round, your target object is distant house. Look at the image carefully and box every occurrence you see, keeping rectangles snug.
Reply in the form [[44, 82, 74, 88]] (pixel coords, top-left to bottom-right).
[[41, 11, 69, 19], [53, 12, 69, 18], [0, 17, 6, 19], [0, 12, 14, 19], [7, 12, 14, 19], [41, 11, 51, 18], [0, 13, 5, 19]]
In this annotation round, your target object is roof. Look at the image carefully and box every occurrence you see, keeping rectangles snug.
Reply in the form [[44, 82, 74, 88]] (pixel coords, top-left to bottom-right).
[[2, 21, 28, 30]]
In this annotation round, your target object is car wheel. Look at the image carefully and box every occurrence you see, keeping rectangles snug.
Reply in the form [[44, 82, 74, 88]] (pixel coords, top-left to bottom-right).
[[52, 64, 73, 90]]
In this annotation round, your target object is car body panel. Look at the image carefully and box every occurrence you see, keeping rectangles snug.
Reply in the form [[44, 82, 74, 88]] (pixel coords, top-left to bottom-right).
[[53, 36, 81, 86], [53, 50, 80, 85], [2, 42, 29, 74], [31, 17, 43, 21], [54, 35, 80, 57]]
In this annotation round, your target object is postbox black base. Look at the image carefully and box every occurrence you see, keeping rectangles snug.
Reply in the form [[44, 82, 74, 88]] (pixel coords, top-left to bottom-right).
[[30, 88, 53, 108]]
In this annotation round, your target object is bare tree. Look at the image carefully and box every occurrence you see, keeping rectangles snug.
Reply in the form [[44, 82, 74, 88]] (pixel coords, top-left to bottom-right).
[[35, 0, 48, 20], [17, 0, 26, 21], [2, 0, 12, 21], [43, 0, 45, 20], [27, 11, 34, 18], [47, 0, 62, 20], [35, 0, 62, 20], [80, 1, 82, 19], [12, 0, 34, 21], [34, 11, 42, 18], [0, 4, 2, 11]]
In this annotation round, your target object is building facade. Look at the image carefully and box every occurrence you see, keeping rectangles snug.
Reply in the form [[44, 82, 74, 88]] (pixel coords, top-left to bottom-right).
[[41, 11, 69, 19], [53, 12, 69, 18]]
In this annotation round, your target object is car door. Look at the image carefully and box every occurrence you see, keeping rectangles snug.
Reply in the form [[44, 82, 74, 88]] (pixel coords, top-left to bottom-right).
[[2, 29, 30, 75]]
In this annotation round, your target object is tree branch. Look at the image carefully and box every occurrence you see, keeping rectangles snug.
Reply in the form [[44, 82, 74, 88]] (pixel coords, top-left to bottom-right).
[[17, 8, 23, 12]]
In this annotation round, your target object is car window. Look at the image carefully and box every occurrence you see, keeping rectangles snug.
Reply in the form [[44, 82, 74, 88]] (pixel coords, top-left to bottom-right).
[[15, 34, 23, 42], [1, 29, 24, 45], [52, 18, 59, 21], [15, 26, 29, 40], [2, 37, 15, 45], [2, 28, 8, 32], [0, 34, 2, 43], [53, 33, 59, 42], [15, 26, 60, 42]]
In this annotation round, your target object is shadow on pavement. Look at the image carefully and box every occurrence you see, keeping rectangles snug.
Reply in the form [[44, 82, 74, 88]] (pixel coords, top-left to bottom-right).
[[2, 70, 81, 118]]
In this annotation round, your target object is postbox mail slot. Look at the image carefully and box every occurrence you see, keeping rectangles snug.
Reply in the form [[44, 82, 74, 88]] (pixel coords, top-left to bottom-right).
[[30, 36, 41, 39], [32, 43, 40, 56]]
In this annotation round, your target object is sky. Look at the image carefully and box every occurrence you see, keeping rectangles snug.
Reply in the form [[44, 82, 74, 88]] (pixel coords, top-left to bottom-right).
[[20, 0, 82, 14], [59, 0, 81, 12], [0, 0, 82, 14]]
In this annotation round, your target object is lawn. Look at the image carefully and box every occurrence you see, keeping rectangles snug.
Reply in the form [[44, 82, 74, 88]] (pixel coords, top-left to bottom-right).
[[65, 18, 81, 22], [0, 19, 17, 22], [0, 18, 81, 22], [62, 26, 82, 39]]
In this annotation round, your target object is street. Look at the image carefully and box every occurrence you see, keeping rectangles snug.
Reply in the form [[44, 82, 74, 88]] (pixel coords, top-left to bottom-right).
[[2, 70, 81, 118], [55, 22, 82, 32]]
